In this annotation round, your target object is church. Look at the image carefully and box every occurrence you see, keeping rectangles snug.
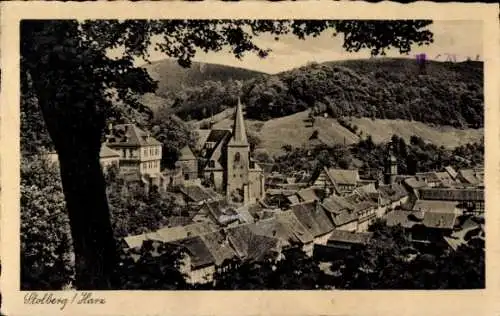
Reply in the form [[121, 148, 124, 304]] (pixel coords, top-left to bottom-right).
[[178, 98, 265, 205]]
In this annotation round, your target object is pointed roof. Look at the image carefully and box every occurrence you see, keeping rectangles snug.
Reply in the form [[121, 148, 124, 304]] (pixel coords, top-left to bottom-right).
[[229, 98, 248, 146], [179, 146, 196, 161]]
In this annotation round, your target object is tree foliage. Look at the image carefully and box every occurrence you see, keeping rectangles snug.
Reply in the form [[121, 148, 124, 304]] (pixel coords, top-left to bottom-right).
[[21, 19, 435, 289], [20, 156, 74, 290]]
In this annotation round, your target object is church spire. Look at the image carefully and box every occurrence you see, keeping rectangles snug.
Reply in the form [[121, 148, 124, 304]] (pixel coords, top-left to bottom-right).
[[229, 97, 248, 145]]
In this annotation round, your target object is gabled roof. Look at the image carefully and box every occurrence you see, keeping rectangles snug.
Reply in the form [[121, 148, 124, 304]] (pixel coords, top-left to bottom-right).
[[386, 210, 457, 230], [412, 200, 458, 214], [179, 185, 214, 203], [170, 236, 216, 269], [331, 209, 359, 227], [100, 144, 120, 158], [415, 172, 441, 183], [107, 124, 161, 147], [179, 146, 196, 161], [444, 166, 458, 179], [290, 201, 334, 237], [225, 225, 279, 261], [296, 187, 319, 202], [418, 188, 484, 202], [325, 168, 359, 186], [404, 177, 428, 189], [434, 172, 454, 185], [322, 195, 354, 214], [458, 169, 482, 185], [328, 230, 373, 245], [200, 129, 232, 161], [200, 230, 238, 265], [378, 183, 409, 202], [275, 210, 315, 244]]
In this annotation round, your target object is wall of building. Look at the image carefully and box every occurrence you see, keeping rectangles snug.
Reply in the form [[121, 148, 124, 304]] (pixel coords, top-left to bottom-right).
[[180, 159, 198, 181], [335, 221, 358, 232], [314, 232, 334, 245], [248, 169, 265, 203], [226, 146, 250, 203], [204, 170, 224, 192]]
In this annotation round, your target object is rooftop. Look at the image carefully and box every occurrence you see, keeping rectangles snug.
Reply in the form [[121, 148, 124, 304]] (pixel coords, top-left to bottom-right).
[[107, 124, 161, 147]]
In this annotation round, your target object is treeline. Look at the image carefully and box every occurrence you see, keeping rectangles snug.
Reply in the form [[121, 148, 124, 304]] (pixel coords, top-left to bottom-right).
[[271, 134, 484, 177], [150, 59, 483, 129], [244, 59, 483, 128]]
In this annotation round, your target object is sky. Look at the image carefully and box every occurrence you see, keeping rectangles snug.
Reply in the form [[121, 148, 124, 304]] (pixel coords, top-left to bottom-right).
[[124, 20, 483, 74]]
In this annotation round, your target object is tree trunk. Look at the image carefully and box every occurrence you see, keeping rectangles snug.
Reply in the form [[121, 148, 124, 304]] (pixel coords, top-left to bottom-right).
[[56, 141, 118, 289], [29, 81, 118, 290]]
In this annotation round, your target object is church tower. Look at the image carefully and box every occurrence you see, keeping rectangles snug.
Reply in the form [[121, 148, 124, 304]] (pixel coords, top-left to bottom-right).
[[226, 98, 251, 204], [384, 142, 398, 185]]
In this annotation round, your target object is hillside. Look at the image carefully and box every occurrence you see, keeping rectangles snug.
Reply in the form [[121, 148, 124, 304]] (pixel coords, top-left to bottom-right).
[[349, 117, 484, 149], [243, 58, 483, 128], [143, 59, 268, 97], [140, 58, 483, 131], [209, 109, 483, 156]]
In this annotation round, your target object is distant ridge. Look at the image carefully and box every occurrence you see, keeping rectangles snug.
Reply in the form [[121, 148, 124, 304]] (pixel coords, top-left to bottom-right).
[[142, 59, 269, 97]]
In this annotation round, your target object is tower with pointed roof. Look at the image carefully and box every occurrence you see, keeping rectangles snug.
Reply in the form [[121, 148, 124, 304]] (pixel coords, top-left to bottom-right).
[[226, 98, 251, 204]]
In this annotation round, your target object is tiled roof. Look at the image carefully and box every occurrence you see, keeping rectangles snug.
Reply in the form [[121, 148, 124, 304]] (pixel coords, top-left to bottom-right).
[[326, 168, 359, 186], [235, 204, 256, 224], [415, 172, 441, 183], [458, 169, 482, 185], [100, 144, 120, 158], [328, 230, 373, 245], [179, 185, 214, 203], [322, 195, 353, 214], [290, 201, 334, 237], [434, 172, 454, 186], [418, 188, 484, 202], [170, 236, 216, 269], [226, 225, 279, 261], [404, 177, 428, 189], [200, 230, 238, 265], [412, 200, 458, 213], [297, 187, 319, 202], [108, 124, 161, 147], [386, 210, 457, 230], [331, 209, 359, 227], [378, 183, 409, 203], [275, 210, 314, 244], [249, 218, 296, 248]]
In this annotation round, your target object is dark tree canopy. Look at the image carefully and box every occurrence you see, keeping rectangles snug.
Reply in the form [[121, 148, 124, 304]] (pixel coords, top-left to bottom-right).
[[21, 19, 434, 289]]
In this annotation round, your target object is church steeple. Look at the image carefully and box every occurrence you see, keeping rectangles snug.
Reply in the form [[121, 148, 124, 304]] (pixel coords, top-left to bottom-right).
[[229, 97, 248, 146]]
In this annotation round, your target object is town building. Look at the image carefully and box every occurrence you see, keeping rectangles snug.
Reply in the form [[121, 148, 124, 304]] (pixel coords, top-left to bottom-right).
[[106, 123, 162, 176], [196, 99, 265, 206]]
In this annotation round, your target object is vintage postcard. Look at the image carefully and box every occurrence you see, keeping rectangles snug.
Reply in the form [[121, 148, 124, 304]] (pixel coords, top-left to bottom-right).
[[1, 1, 500, 316]]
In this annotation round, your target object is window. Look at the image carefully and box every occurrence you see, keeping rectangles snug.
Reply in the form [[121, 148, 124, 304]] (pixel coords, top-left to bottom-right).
[[144, 148, 147, 157], [209, 160, 215, 168], [234, 152, 241, 163], [184, 174, 189, 180]]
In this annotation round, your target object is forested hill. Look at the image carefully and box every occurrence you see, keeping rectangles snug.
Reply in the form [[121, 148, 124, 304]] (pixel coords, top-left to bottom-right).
[[243, 58, 483, 128], [143, 58, 483, 129], [143, 59, 268, 97]]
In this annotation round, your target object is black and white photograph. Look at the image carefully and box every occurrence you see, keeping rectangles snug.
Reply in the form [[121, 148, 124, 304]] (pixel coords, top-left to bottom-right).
[[18, 17, 487, 291], [1, 2, 499, 316]]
